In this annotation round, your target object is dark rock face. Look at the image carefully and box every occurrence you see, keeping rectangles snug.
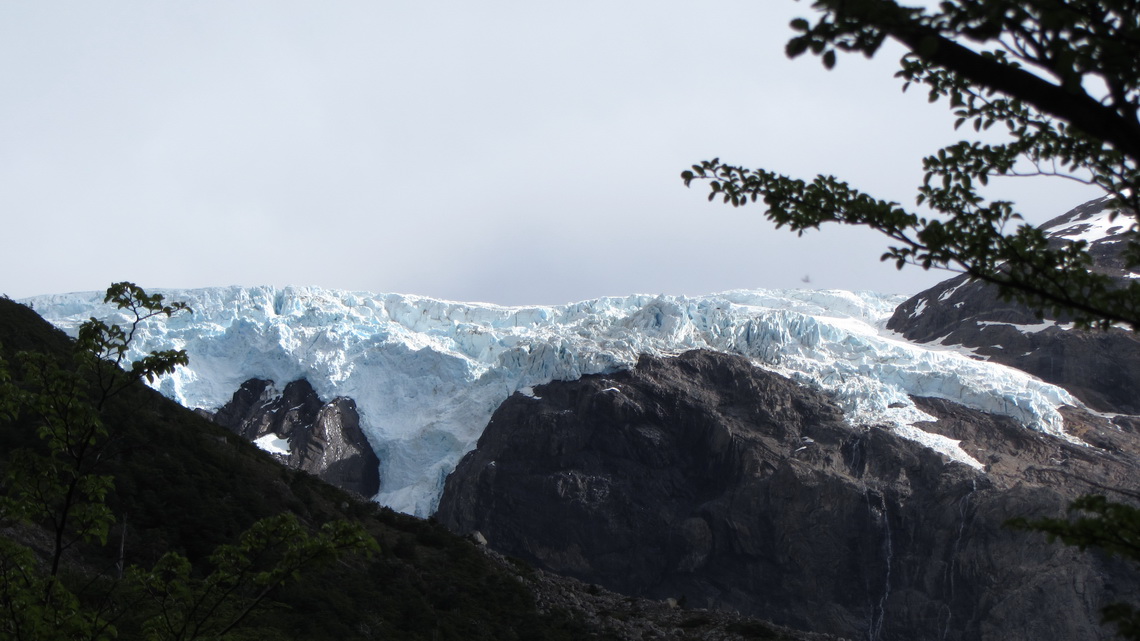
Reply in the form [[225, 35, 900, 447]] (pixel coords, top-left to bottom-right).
[[210, 378, 380, 497], [886, 196, 1140, 413], [437, 350, 1140, 641]]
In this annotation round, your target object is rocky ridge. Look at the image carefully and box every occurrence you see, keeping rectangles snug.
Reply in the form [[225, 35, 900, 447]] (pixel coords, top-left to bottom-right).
[[437, 349, 1140, 641], [202, 378, 380, 497]]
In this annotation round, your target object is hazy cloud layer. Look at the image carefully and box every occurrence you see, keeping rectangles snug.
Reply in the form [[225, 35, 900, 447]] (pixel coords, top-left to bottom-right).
[[1, 1, 1101, 304]]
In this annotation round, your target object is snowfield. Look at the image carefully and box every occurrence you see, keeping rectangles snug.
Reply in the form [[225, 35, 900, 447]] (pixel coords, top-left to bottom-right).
[[25, 286, 1079, 516]]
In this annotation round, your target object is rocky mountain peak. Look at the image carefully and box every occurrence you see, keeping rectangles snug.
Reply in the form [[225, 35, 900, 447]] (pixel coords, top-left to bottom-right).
[[207, 377, 380, 497]]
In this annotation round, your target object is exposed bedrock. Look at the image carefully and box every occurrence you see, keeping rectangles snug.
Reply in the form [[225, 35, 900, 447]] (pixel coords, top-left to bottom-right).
[[887, 272, 1140, 414], [208, 378, 380, 497], [437, 350, 1140, 641]]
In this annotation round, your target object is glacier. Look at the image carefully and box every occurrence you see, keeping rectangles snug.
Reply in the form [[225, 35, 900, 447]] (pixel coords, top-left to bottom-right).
[[24, 286, 1079, 516]]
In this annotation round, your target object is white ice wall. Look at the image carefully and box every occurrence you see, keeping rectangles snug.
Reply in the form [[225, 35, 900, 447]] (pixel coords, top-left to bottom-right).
[[26, 286, 1077, 516]]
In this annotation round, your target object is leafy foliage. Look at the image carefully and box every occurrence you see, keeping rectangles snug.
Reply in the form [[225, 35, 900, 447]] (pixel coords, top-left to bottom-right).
[[77, 281, 191, 402], [0, 538, 113, 641], [0, 283, 194, 602], [130, 514, 377, 641], [682, 0, 1140, 329]]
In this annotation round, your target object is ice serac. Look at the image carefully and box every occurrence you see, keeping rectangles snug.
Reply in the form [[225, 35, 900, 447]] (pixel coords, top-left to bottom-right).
[[25, 285, 1079, 516]]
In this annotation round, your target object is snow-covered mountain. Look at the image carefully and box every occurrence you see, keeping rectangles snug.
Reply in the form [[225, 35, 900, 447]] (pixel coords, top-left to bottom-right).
[[25, 286, 1079, 516]]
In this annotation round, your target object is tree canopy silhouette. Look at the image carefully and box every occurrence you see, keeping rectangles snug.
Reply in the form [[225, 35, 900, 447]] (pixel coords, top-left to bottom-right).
[[683, 0, 1140, 329]]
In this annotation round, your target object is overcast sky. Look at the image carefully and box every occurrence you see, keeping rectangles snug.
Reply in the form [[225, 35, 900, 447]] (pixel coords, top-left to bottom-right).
[[1, 1, 1103, 305]]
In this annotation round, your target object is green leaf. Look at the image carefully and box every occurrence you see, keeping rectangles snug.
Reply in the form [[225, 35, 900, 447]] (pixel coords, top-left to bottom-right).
[[786, 38, 809, 58]]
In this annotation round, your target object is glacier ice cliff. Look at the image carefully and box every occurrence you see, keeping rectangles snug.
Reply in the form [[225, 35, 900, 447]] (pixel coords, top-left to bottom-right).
[[25, 286, 1079, 516]]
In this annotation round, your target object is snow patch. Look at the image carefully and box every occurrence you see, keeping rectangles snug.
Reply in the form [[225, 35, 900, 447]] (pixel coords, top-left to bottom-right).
[[937, 282, 965, 302], [978, 320, 1074, 333], [894, 421, 983, 470], [911, 297, 928, 318], [1042, 205, 1134, 244], [253, 433, 291, 456]]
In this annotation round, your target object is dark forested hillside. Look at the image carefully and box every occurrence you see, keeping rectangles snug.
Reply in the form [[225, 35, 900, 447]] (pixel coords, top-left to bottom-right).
[[0, 295, 829, 641]]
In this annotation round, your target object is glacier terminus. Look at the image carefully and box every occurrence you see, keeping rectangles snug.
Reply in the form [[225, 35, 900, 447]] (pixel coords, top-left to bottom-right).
[[26, 286, 1080, 516]]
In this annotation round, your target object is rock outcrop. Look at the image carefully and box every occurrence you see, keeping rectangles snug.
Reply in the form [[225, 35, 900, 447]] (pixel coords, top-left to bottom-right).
[[208, 378, 380, 497], [887, 196, 1140, 413], [437, 350, 1140, 641]]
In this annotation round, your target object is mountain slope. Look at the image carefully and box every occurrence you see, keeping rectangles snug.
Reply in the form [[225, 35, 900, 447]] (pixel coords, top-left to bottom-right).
[[437, 349, 1140, 641]]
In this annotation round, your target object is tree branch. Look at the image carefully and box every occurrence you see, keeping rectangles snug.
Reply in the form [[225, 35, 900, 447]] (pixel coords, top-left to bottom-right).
[[811, 0, 1140, 162]]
